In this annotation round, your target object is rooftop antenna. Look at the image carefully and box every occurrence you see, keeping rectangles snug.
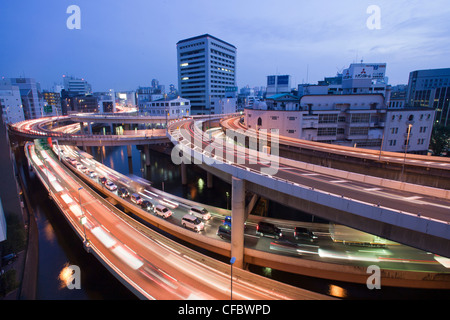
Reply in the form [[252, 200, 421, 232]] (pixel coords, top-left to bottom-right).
[[306, 64, 309, 84]]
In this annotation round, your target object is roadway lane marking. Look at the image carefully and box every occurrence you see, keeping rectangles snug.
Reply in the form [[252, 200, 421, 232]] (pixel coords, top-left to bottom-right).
[[363, 188, 381, 191], [434, 255, 450, 268], [330, 180, 347, 183], [302, 173, 319, 176], [403, 196, 422, 201]]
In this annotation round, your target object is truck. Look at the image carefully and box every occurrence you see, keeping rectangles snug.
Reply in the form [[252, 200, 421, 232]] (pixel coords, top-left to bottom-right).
[[329, 224, 397, 247]]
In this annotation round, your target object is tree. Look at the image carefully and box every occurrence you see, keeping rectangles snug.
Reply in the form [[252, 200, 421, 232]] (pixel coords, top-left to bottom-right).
[[430, 124, 450, 156]]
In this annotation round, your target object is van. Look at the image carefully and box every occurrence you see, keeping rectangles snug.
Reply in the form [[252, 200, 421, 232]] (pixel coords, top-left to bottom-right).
[[294, 227, 317, 242], [154, 205, 172, 219], [256, 221, 283, 239], [189, 206, 211, 220], [130, 193, 143, 205], [181, 214, 204, 232]]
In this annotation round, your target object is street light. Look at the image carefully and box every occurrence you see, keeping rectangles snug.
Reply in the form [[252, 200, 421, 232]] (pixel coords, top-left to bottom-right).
[[230, 256, 236, 300], [226, 192, 230, 210], [400, 123, 412, 181]]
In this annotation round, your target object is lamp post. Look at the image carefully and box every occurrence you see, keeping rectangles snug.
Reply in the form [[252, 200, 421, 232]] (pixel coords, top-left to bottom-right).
[[226, 192, 230, 210], [230, 256, 236, 300], [401, 123, 412, 181]]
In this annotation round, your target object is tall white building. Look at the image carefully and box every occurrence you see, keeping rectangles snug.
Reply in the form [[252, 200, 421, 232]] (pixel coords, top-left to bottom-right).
[[177, 34, 237, 115], [8, 78, 45, 120], [0, 80, 24, 124]]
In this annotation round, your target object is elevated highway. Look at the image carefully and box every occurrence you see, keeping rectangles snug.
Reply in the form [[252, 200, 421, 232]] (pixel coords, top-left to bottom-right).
[[222, 116, 450, 189], [168, 118, 450, 260], [26, 139, 327, 300]]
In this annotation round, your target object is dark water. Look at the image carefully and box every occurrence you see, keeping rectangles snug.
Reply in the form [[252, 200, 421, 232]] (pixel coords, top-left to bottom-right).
[[19, 144, 450, 300]]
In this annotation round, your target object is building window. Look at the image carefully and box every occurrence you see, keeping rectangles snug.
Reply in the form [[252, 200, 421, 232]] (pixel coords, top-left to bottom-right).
[[351, 113, 370, 123], [317, 127, 337, 136], [319, 114, 338, 124], [349, 127, 369, 136]]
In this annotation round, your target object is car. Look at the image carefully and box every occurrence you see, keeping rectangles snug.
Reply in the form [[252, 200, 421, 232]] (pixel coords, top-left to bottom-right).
[[76, 162, 83, 169], [223, 215, 247, 229], [98, 175, 107, 184], [256, 221, 283, 239], [154, 205, 172, 219], [189, 206, 211, 220], [88, 170, 97, 178], [217, 224, 231, 240], [118, 187, 129, 198], [79, 165, 88, 173], [181, 214, 204, 232], [105, 180, 117, 191], [294, 227, 318, 242], [141, 200, 154, 212], [130, 193, 143, 205]]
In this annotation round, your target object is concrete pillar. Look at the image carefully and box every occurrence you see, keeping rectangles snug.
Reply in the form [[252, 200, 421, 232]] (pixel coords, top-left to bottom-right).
[[207, 171, 213, 188], [127, 145, 132, 158], [80, 122, 85, 134], [88, 123, 93, 135], [144, 145, 151, 166], [181, 163, 187, 185], [231, 177, 245, 269]]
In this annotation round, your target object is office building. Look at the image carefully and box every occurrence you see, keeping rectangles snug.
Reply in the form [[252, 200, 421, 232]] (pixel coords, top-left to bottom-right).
[[406, 68, 450, 125], [140, 96, 190, 119], [177, 34, 237, 115], [244, 93, 434, 154], [266, 75, 291, 96], [42, 91, 62, 116], [8, 78, 45, 120], [63, 75, 92, 95], [0, 80, 25, 124]]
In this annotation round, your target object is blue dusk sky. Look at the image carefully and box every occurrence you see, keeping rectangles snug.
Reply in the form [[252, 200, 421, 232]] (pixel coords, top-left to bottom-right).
[[0, 0, 449, 92]]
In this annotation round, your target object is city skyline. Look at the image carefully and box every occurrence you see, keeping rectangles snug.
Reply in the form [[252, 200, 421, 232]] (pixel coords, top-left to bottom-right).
[[1, 0, 449, 92]]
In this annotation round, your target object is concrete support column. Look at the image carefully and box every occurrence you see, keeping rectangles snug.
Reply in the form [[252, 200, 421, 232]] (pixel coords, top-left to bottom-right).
[[127, 145, 132, 158], [231, 177, 245, 269], [144, 145, 151, 166], [207, 171, 213, 188], [80, 122, 85, 134], [88, 123, 93, 135], [181, 163, 187, 185]]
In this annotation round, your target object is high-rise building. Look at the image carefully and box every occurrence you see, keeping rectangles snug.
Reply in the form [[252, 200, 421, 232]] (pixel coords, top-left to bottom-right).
[[177, 34, 237, 115], [8, 78, 45, 120], [406, 68, 450, 125], [0, 80, 24, 124]]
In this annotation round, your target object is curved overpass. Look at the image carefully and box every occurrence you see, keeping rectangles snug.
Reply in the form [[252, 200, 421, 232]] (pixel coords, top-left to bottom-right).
[[167, 117, 450, 259], [26, 140, 326, 300], [222, 116, 450, 189]]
